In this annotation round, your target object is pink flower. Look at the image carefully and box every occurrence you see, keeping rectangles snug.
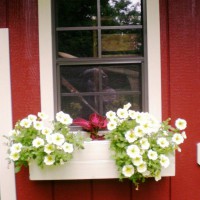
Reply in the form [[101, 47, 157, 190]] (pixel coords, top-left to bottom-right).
[[73, 113, 107, 140]]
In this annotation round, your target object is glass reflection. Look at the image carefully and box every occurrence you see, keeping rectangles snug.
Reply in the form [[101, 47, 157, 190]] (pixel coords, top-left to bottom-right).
[[101, 29, 143, 57], [58, 31, 98, 58], [60, 64, 141, 119], [101, 0, 142, 26], [56, 0, 97, 27]]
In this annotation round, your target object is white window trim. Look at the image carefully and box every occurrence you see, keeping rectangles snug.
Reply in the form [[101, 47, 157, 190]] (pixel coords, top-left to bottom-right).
[[146, 0, 161, 120], [0, 28, 17, 200], [38, 0, 162, 179]]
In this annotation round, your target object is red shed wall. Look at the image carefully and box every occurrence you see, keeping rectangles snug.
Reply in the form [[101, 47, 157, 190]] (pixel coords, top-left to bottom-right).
[[1, 0, 200, 199]]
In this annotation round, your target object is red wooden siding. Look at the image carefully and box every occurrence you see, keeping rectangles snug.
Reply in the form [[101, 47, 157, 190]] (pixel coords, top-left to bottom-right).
[[167, 0, 200, 199], [0, 0, 7, 28], [0, 0, 200, 199], [1, 1, 52, 200]]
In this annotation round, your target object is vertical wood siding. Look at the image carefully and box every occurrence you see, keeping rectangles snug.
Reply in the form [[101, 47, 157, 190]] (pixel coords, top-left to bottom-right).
[[167, 0, 200, 199], [1, 0, 200, 199], [0, 0, 7, 28], [0, 1, 53, 200]]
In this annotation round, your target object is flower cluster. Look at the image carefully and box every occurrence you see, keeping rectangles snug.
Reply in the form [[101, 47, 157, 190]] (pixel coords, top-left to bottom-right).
[[105, 103, 187, 188], [6, 111, 84, 172]]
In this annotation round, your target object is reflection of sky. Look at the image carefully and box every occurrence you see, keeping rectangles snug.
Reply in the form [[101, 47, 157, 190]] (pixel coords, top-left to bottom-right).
[[108, 0, 141, 12]]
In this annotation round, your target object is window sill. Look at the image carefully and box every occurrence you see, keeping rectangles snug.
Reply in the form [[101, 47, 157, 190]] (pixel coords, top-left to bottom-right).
[[29, 140, 175, 180]]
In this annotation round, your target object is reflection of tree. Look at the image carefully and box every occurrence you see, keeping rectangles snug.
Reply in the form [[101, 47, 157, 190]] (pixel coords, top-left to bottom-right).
[[101, 0, 141, 26], [56, 0, 143, 116], [57, 0, 141, 27], [57, 0, 97, 27], [56, 0, 142, 57]]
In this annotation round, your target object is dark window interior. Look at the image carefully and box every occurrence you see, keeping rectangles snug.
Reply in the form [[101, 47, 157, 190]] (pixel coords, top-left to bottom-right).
[[53, 0, 147, 119]]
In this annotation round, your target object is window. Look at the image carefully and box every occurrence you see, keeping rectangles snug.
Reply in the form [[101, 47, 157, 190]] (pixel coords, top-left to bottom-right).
[[38, 0, 161, 179], [38, 0, 161, 121], [53, 0, 148, 119]]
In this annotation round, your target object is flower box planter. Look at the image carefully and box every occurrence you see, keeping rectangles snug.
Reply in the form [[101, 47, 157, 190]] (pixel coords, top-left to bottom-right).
[[29, 140, 175, 180]]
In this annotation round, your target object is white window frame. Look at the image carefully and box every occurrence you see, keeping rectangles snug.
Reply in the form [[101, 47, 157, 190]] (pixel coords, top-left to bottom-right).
[[39, 0, 161, 120], [38, 0, 161, 179], [0, 28, 17, 200]]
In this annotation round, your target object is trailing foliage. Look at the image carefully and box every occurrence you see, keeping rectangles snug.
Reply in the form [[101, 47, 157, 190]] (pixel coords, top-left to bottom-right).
[[6, 111, 85, 172], [105, 103, 187, 189]]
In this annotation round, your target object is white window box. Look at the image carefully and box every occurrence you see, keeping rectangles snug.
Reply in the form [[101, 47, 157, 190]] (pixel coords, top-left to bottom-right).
[[29, 140, 175, 180]]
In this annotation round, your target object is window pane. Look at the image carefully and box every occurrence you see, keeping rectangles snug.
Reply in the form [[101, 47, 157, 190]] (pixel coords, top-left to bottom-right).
[[101, 0, 142, 26], [101, 29, 143, 57], [58, 31, 98, 58], [56, 0, 97, 27], [60, 64, 142, 119], [61, 94, 141, 119]]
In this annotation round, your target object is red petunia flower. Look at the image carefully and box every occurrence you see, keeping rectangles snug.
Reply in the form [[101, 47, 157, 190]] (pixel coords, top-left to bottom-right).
[[73, 113, 108, 140]]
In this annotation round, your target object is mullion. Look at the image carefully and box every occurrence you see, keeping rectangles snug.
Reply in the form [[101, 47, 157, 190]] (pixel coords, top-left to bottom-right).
[[56, 25, 143, 31], [97, 0, 101, 58], [61, 91, 141, 97]]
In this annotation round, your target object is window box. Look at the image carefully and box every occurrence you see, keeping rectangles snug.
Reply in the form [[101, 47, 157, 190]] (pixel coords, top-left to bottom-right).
[[29, 140, 175, 180]]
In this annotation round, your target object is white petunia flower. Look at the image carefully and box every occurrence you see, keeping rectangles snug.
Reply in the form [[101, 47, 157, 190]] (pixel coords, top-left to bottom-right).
[[28, 114, 37, 122], [10, 143, 22, 153], [148, 115, 161, 132], [117, 108, 128, 119], [33, 121, 44, 130], [52, 133, 65, 146], [125, 130, 137, 143], [134, 126, 145, 137], [55, 111, 73, 125], [132, 156, 143, 166], [160, 154, 170, 168], [106, 111, 116, 120], [46, 134, 53, 144], [9, 152, 20, 161], [140, 138, 150, 150], [172, 133, 184, 145], [123, 102, 131, 110], [126, 144, 140, 158], [157, 137, 169, 148], [122, 165, 135, 177], [56, 111, 65, 122], [38, 112, 49, 120], [62, 142, 74, 153], [107, 120, 117, 130], [135, 112, 148, 124], [147, 149, 158, 160], [182, 131, 187, 139], [42, 127, 53, 135], [128, 110, 138, 119], [155, 173, 162, 181], [142, 170, 151, 177], [140, 122, 153, 134], [175, 118, 187, 130], [60, 113, 73, 125], [9, 129, 20, 137], [20, 118, 32, 128], [44, 144, 55, 154], [137, 162, 147, 173], [44, 155, 55, 165], [32, 137, 45, 148]]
